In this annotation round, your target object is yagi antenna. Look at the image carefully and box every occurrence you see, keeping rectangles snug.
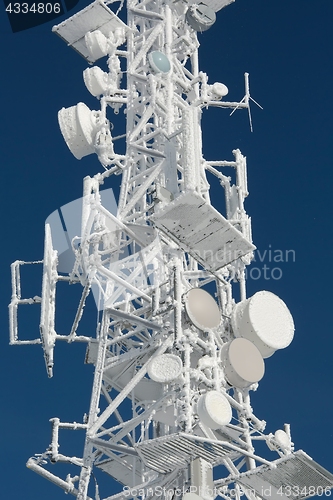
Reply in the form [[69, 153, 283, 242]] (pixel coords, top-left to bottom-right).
[[230, 72, 263, 131]]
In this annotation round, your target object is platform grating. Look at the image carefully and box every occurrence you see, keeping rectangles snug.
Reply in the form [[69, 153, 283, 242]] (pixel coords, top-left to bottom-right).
[[235, 451, 333, 500], [135, 433, 240, 473]]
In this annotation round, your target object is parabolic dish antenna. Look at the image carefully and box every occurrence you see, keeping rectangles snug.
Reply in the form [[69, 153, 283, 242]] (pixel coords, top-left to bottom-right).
[[148, 51, 171, 74], [231, 291, 294, 358], [184, 288, 221, 330], [186, 3, 216, 32], [83, 66, 109, 97], [221, 338, 265, 388], [212, 82, 229, 98], [197, 390, 232, 429], [58, 102, 99, 160], [148, 354, 182, 383], [274, 430, 291, 449]]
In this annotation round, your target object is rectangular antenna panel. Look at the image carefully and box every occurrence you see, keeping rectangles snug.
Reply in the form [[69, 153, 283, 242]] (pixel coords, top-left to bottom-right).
[[40, 224, 58, 377], [52, 0, 129, 63], [152, 191, 255, 272]]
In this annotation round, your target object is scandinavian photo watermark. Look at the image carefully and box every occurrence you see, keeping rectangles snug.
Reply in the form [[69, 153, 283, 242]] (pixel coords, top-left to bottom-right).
[[246, 244, 295, 281], [197, 244, 295, 281]]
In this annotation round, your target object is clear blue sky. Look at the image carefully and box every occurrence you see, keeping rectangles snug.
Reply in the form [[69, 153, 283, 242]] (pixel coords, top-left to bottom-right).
[[0, 0, 332, 498]]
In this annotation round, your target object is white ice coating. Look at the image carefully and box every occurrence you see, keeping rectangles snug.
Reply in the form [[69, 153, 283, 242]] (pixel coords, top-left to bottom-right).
[[232, 291, 295, 358], [197, 390, 232, 429], [9, 0, 333, 498], [58, 103, 107, 160], [148, 354, 183, 383]]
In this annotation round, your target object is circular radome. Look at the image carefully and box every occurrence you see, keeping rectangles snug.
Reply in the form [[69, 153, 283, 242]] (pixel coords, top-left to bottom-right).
[[184, 288, 221, 330], [222, 338, 265, 388], [197, 390, 232, 429], [148, 354, 182, 383]]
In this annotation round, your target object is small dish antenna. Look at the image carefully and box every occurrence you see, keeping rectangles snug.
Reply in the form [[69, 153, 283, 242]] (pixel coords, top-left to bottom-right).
[[148, 51, 171, 74], [186, 3, 216, 31], [274, 429, 291, 449], [221, 338, 265, 388], [197, 390, 232, 429], [148, 354, 182, 383], [184, 288, 221, 330], [58, 102, 103, 160], [83, 66, 109, 97]]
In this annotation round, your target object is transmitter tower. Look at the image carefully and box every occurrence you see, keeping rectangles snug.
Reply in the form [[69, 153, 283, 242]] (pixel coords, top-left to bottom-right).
[[9, 0, 333, 499]]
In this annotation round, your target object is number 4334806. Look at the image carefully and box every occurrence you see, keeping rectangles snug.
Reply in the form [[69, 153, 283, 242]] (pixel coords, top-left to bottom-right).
[[5, 3, 61, 14], [277, 486, 332, 497]]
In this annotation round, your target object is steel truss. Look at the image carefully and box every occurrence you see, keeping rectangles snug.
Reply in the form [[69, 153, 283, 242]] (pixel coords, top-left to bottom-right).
[[9, 0, 333, 499]]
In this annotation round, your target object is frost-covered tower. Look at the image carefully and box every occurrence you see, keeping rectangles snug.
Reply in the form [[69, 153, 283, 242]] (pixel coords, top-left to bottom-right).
[[9, 0, 333, 499]]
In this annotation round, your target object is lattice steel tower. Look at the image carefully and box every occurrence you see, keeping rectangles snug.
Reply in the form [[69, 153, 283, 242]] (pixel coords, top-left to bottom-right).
[[9, 0, 333, 499]]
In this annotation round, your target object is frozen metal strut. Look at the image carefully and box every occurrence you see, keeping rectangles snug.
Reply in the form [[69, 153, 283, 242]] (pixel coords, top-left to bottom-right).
[[9, 0, 333, 499]]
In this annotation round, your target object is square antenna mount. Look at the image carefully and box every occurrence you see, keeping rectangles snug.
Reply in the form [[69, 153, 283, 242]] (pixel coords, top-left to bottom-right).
[[152, 191, 255, 272], [52, 0, 129, 63]]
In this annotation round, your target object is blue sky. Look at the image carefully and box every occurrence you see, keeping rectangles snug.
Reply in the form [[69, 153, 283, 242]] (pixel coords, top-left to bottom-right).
[[1, 0, 333, 498]]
